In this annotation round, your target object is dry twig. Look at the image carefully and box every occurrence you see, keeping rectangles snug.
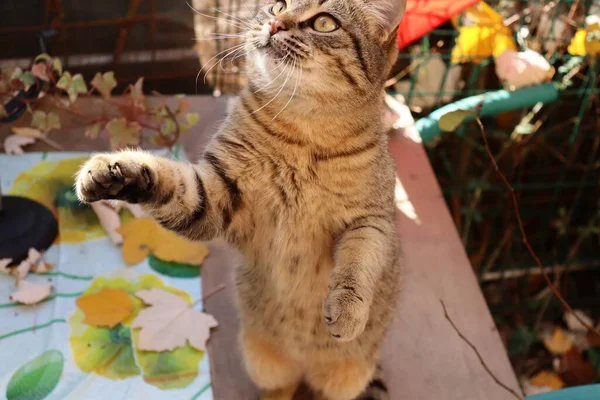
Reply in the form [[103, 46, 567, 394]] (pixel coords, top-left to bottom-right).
[[441, 300, 524, 400], [474, 118, 600, 337]]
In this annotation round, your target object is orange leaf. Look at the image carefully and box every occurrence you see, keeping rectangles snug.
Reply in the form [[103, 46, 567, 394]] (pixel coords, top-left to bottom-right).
[[529, 371, 565, 391], [542, 328, 574, 355], [76, 288, 134, 328]]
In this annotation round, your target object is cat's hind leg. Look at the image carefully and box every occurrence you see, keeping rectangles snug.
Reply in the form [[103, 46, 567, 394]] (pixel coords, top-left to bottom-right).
[[306, 358, 377, 400], [240, 330, 302, 400]]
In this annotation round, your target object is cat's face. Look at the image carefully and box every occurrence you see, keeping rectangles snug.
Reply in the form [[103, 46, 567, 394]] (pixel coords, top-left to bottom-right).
[[244, 0, 405, 103]]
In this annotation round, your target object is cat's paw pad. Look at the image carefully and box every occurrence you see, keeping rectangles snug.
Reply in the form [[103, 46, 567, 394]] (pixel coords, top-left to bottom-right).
[[323, 286, 369, 342], [76, 155, 154, 203]]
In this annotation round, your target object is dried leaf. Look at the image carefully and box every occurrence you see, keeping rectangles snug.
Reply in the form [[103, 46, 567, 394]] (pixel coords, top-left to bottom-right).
[[12, 127, 43, 138], [28, 248, 41, 265], [106, 118, 140, 150], [91, 72, 117, 99], [4, 135, 36, 155], [10, 280, 53, 305], [117, 218, 209, 266], [14, 260, 32, 281], [91, 201, 124, 245], [0, 258, 12, 274], [438, 110, 477, 132], [587, 330, 600, 347], [564, 310, 594, 333], [132, 288, 218, 352], [559, 347, 596, 386], [529, 371, 565, 390], [130, 77, 145, 110], [31, 261, 54, 273], [542, 328, 575, 355], [522, 380, 553, 396], [75, 288, 134, 328]]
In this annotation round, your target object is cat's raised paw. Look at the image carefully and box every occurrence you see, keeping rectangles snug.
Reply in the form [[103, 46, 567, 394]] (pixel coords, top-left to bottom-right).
[[76, 154, 155, 204], [323, 286, 369, 342]]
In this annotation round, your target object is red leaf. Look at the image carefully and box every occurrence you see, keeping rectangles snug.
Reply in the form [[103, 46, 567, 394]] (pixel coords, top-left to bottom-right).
[[559, 347, 596, 386]]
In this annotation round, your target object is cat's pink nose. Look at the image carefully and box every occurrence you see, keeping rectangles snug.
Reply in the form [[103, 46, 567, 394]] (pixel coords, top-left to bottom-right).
[[268, 19, 287, 35]]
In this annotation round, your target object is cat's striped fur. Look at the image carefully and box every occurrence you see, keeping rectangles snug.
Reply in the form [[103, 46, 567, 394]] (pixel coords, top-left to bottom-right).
[[76, 1, 405, 399]]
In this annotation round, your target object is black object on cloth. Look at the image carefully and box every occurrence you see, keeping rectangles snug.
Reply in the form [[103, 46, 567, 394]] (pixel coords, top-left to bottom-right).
[[0, 196, 58, 264]]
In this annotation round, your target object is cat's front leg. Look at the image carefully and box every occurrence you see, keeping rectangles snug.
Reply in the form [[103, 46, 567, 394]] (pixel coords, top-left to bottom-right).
[[324, 215, 396, 342], [75, 150, 225, 241]]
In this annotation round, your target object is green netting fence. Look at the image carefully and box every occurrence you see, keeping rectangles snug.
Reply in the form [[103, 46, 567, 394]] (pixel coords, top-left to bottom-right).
[[388, 0, 600, 320]]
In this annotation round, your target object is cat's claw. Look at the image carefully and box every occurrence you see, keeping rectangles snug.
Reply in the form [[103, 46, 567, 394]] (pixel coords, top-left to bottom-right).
[[76, 154, 154, 204], [323, 286, 369, 342]]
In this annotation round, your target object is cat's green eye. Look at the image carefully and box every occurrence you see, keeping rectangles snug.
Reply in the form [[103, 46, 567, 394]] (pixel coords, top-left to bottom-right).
[[312, 14, 339, 33], [269, 1, 287, 16]]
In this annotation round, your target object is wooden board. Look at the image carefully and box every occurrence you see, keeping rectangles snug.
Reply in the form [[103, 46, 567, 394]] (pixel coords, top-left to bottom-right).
[[0, 96, 520, 400]]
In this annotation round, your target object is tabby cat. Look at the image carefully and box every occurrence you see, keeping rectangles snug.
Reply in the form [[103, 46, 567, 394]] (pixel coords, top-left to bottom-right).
[[76, 1, 405, 399]]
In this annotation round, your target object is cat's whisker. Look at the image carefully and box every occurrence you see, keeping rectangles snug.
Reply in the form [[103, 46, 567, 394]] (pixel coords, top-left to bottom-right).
[[205, 45, 247, 79], [272, 60, 302, 121], [221, 46, 249, 71], [255, 52, 292, 93], [209, 6, 255, 28], [186, 2, 253, 30], [252, 57, 295, 115], [199, 41, 250, 86]]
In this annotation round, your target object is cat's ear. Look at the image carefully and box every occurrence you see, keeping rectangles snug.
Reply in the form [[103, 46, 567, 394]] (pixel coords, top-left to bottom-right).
[[366, 0, 407, 41]]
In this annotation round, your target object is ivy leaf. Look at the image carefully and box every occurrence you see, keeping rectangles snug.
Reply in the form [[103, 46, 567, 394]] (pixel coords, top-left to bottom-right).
[[34, 53, 51, 63], [52, 58, 63, 76], [160, 118, 176, 136], [92, 72, 117, 99], [31, 111, 61, 132], [47, 112, 60, 131], [11, 67, 23, 80], [71, 74, 87, 94], [438, 110, 477, 132], [185, 113, 200, 129], [57, 72, 87, 102], [19, 72, 37, 91], [85, 123, 103, 139], [106, 118, 140, 150]]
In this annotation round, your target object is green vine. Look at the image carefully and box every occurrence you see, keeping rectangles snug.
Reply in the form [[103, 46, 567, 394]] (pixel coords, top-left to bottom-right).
[[1, 54, 200, 150]]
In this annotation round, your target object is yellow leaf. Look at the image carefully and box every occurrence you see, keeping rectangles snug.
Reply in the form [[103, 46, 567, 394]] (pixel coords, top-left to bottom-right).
[[117, 218, 209, 266], [543, 328, 575, 355], [530, 371, 565, 391], [76, 288, 134, 328], [451, 2, 517, 64]]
